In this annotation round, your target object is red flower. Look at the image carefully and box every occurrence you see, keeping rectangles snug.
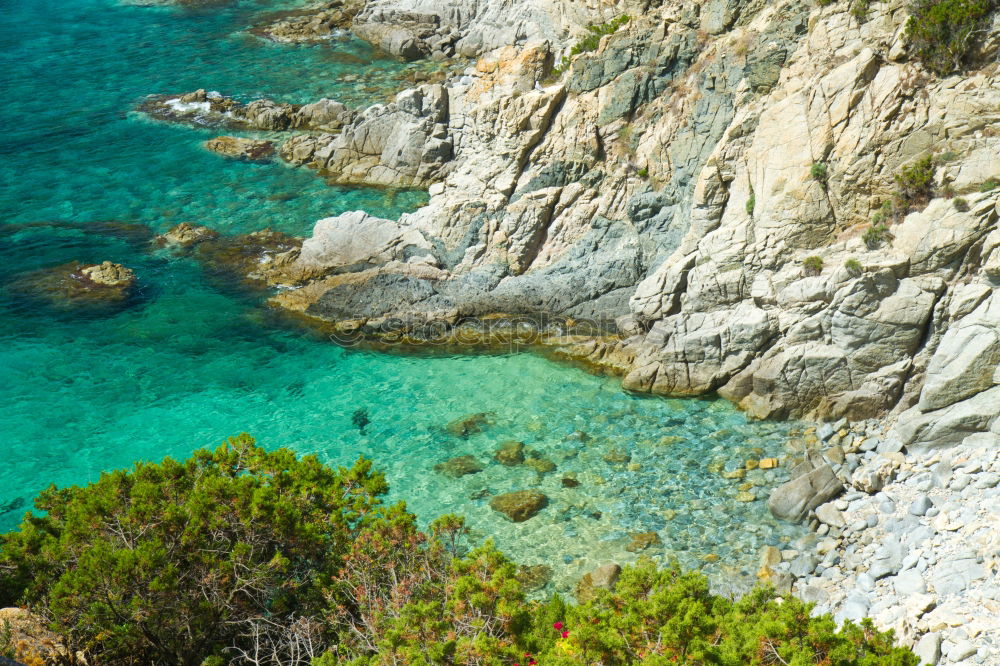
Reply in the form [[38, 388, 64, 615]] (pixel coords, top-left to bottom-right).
[[562, 630, 569, 638], [553, 621, 563, 630]]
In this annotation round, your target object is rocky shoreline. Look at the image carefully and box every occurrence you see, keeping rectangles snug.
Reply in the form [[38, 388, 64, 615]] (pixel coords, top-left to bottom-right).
[[129, 0, 999, 660]]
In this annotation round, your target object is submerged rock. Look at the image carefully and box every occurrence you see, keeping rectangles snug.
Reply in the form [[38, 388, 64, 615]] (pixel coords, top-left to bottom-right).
[[494, 440, 526, 466], [625, 532, 661, 553], [516, 564, 553, 592], [9, 261, 137, 308], [489, 490, 548, 522], [195, 230, 302, 288], [445, 412, 493, 438], [524, 456, 556, 474], [434, 455, 484, 478], [156, 222, 219, 249], [575, 563, 621, 603], [204, 136, 275, 161]]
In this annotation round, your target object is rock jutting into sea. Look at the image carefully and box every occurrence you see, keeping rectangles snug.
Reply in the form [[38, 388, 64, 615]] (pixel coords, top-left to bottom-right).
[[9, 261, 138, 308]]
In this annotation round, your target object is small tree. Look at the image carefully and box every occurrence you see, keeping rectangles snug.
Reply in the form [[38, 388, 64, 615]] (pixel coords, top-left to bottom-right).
[[894, 156, 936, 210]]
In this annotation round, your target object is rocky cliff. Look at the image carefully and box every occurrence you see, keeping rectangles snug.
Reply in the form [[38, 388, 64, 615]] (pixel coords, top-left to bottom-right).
[[239, 0, 1000, 458]]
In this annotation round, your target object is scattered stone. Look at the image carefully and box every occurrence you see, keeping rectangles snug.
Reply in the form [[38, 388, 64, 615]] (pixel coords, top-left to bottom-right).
[[625, 532, 661, 552], [759, 545, 782, 568], [913, 632, 941, 665], [489, 490, 548, 522], [445, 412, 493, 438], [909, 495, 933, 516], [815, 502, 846, 528], [892, 569, 927, 595], [759, 457, 780, 469], [602, 448, 631, 464], [524, 456, 556, 474], [561, 476, 580, 488], [947, 639, 976, 661], [434, 455, 484, 478], [735, 491, 756, 502], [493, 440, 525, 466]]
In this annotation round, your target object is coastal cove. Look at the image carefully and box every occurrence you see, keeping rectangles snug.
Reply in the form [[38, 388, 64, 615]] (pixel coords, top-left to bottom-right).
[[0, 0, 807, 597]]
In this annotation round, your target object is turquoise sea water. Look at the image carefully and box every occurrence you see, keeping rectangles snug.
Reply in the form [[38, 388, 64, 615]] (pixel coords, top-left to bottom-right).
[[0, 0, 804, 592]]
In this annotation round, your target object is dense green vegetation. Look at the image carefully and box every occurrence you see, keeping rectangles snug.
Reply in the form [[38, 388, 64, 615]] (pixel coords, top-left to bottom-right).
[[905, 0, 998, 74], [0, 437, 919, 665]]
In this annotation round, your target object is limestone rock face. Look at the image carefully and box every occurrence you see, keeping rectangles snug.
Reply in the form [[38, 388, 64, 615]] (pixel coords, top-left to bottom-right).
[[283, 84, 454, 187], [212, 0, 999, 446], [204, 136, 275, 161]]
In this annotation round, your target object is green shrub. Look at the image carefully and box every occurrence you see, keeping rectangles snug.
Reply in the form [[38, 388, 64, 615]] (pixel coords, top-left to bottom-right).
[[0, 438, 921, 666], [905, 0, 998, 75], [980, 177, 999, 192], [746, 191, 756, 216], [953, 196, 970, 211], [811, 162, 830, 187], [0, 620, 14, 659], [845, 257, 863, 274], [0, 435, 390, 665], [894, 155, 936, 209], [803, 255, 825, 275], [637, 167, 649, 178], [863, 222, 892, 248]]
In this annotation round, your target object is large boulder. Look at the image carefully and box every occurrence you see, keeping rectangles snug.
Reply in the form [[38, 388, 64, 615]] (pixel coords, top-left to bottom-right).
[[294, 211, 437, 275], [768, 459, 843, 522]]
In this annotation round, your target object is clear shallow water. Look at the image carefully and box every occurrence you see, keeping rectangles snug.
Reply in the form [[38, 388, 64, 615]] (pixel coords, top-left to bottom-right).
[[0, 0, 805, 593]]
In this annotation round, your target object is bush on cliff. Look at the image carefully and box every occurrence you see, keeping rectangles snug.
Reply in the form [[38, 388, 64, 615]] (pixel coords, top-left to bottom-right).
[[0, 438, 919, 665], [906, 0, 998, 74]]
